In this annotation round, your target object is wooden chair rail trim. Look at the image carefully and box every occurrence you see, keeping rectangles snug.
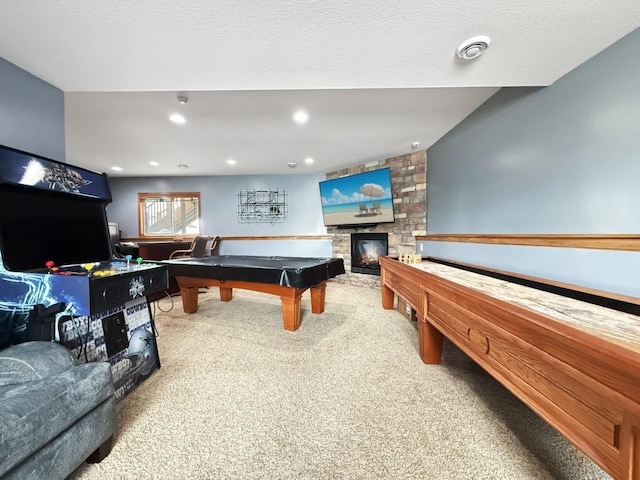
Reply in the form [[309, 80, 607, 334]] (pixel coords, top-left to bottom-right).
[[121, 234, 333, 242], [217, 235, 333, 241], [416, 234, 640, 252], [123, 236, 195, 242]]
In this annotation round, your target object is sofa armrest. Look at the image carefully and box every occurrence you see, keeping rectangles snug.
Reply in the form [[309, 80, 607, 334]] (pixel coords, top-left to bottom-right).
[[0, 341, 78, 386]]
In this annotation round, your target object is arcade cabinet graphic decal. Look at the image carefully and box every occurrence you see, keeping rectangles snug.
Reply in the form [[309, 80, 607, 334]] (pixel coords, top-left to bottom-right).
[[57, 296, 160, 401], [0, 146, 110, 199], [0, 252, 89, 345], [21, 159, 91, 192]]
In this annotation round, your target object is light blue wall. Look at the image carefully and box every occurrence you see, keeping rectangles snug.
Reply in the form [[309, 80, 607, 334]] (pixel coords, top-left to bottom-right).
[[0, 57, 65, 160], [108, 173, 327, 238], [219, 239, 332, 257], [422, 28, 640, 297]]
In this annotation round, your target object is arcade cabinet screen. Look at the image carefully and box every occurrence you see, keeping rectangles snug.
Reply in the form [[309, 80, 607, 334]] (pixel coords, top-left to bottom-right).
[[0, 186, 113, 271]]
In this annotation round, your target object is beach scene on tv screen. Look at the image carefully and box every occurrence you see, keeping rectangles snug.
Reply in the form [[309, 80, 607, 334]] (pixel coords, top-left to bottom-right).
[[320, 168, 395, 226]]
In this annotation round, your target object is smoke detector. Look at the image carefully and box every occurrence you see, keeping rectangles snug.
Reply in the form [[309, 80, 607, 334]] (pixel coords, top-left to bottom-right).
[[177, 93, 189, 104], [456, 36, 491, 60]]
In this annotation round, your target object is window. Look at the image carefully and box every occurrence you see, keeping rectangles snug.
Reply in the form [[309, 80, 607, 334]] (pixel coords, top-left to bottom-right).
[[138, 192, 201, 238]]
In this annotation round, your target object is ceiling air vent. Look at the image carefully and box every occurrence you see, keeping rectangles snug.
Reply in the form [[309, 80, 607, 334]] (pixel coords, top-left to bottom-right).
[[456, 36, 491, 60]]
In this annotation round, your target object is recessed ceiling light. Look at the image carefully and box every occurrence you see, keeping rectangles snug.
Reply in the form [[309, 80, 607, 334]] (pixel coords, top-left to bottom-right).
[[111, 166, 122, 171], [149, 161, 159, 166], [177, 164, 188, 169], [226, 159, 236, 166], [304, 157, 314, 164], [169, 113, 186, 124], [288, 162, 297, 168], [293, 110, 309, 124]]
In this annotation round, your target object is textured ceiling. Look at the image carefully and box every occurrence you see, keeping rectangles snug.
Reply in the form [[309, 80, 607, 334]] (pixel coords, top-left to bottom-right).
[[1, 1, 638, 176]]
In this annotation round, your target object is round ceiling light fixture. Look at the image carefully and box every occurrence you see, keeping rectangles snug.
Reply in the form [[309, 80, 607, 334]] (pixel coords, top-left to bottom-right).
[[293, 110, 309, 124], [456, 36, 491, 60], [288, 162, 297, 168], [169, 113, 186, 124]]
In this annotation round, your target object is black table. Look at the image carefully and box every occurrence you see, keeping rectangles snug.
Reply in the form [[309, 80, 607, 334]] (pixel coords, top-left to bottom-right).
[[162, 256, 345, 331]]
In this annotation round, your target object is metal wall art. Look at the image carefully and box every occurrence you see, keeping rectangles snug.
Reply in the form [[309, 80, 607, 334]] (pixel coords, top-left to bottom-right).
[[237, 189, 288, 223]]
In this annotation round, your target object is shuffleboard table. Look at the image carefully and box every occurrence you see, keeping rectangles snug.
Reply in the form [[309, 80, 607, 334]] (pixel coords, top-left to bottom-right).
[[380, 255, 640, 480], [162, 255, 345, 331]]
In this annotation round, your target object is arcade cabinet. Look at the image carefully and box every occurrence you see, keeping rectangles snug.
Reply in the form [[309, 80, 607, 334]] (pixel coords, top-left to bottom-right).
[[0, 145, 168, 400]]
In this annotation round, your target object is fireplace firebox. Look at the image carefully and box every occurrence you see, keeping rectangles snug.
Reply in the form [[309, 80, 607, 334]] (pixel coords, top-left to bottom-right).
[[350, 233, 388, 275]]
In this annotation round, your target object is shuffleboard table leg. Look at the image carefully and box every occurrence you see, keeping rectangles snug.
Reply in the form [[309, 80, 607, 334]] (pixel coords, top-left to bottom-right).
[[418, 316, 443, 364], [310, 282, 327, 314], [381, 284, 395, 309], [181, 287, 200, 313], [219, 286, 233, 302], [281, 294, 302, 331]]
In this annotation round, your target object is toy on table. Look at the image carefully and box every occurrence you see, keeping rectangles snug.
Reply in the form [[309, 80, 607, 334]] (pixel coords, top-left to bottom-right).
[[399, 254, 422, 264], [125, 254, 132, 268]]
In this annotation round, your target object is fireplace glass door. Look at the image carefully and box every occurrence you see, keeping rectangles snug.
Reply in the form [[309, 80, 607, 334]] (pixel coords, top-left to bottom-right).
[[350, 233, 388, 275]]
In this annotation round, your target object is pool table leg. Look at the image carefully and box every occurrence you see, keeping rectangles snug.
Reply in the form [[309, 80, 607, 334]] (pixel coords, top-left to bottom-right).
[[181, 286, 200, 313], [219, 286, 233, 302], [280, 294, 302, 331], [310, 282, 327, 314]]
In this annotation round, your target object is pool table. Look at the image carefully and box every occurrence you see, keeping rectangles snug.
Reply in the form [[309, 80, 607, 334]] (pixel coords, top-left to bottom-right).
[[162, 255, 345, 331]]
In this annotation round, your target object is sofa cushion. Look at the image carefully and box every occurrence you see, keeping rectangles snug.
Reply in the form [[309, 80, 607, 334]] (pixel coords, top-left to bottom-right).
[[0, 361, 114, 476], [0, 341, 78, 386]]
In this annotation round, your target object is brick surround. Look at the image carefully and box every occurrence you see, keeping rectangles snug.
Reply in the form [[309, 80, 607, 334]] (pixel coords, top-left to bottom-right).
[[326, 150, 426, 288]]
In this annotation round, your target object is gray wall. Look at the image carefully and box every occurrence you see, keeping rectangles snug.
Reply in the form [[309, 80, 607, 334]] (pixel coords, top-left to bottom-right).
[[422, 28, 640, 297], [108, 173, 327, 238], [0, 58, 65, 160]]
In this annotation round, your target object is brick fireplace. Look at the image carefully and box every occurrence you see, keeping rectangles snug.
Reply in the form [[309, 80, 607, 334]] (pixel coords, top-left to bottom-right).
[[327, 150, 426, 288]]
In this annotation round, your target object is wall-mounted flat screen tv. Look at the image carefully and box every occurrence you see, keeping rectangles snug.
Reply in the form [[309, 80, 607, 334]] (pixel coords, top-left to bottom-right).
[[319, 167, 395, 227]]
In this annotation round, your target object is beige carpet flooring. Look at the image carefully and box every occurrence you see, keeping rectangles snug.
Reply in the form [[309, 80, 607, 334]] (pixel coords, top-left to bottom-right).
[[70, 283, 611, 479]]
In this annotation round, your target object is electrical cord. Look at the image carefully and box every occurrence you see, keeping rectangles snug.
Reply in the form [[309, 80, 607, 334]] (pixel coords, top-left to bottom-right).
[[154, 289, 174, 313], [150, 290, 174, 338], [69, 314, 87, 361]]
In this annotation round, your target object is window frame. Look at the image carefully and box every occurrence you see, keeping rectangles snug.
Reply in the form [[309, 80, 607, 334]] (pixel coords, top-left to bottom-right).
[[137, 192, 202, 239]]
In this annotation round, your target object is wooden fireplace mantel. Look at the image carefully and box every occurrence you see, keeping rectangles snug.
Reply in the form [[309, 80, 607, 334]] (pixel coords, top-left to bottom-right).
[[379, 255, 640, 480]]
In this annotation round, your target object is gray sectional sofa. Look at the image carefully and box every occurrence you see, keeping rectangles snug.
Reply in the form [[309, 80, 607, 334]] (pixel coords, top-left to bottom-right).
[[0, 341, 116, 479]]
